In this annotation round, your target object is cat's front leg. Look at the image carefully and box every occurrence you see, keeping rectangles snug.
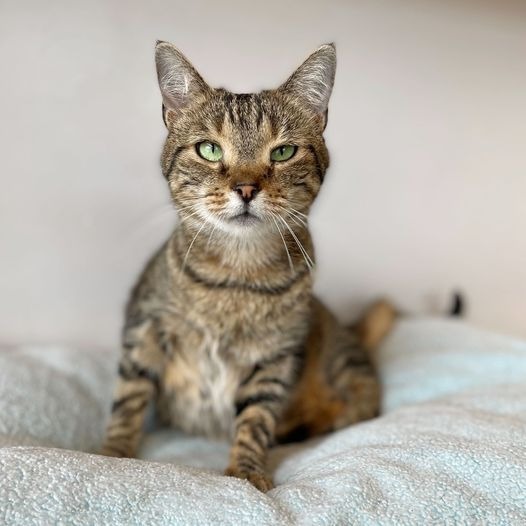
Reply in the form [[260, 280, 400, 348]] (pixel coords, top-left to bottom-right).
[[100, 318, 164, 458], [225, 349, 302, 492]]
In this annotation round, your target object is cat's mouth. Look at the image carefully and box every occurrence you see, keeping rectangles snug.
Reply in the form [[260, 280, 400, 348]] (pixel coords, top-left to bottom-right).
[[229, 211, 261, 226]]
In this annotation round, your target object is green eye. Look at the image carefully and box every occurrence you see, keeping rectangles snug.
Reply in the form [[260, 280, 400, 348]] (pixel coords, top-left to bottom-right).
[[270, 145, 297, 162], [197, 141, 223, 162]]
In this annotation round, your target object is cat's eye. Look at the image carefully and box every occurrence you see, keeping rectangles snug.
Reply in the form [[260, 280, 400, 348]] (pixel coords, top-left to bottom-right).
[[270, 145, 297, 162], [197, 141, 223, 162]]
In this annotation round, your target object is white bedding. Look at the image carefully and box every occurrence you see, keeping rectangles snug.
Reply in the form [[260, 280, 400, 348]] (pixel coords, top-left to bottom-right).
[[1, 319, 525, 525]]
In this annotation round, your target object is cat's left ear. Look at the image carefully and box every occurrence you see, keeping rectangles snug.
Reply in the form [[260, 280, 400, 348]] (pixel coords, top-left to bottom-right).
[[279, 44, 336, 126], [155, 41, 210, 127]]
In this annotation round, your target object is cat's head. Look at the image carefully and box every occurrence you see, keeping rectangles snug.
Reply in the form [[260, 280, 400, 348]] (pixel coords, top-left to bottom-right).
[[155, 41, 335, 237]]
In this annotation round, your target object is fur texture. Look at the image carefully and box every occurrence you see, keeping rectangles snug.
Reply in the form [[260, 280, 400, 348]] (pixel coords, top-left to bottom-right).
[[100, 42, 395, 492]]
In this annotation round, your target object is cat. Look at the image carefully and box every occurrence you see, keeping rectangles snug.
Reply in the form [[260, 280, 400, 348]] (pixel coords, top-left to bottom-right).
[[100, 41, 396, 492]]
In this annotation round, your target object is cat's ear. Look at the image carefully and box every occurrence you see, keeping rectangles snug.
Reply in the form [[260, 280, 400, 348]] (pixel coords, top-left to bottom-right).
[[155, 41, 210, 124], [279, 43, 336, 119]]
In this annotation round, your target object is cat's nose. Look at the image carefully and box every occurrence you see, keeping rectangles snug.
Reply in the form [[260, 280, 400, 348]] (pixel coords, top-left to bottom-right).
[[234, 183, 259, 203]]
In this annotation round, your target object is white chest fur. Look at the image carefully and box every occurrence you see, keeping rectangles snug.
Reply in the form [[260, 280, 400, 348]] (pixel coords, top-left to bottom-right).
[[160, 332, 244, 439]]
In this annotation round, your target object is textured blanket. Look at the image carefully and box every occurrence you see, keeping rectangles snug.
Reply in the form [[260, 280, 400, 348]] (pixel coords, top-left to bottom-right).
[[1, 319, 526, 525]]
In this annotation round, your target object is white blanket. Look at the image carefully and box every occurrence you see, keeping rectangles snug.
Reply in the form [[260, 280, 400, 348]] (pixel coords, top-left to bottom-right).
[[1, 319, 526, 525]]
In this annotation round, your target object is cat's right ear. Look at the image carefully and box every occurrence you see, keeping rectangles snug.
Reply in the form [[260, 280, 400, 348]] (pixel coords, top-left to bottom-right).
[[155, 41, 210, 127]]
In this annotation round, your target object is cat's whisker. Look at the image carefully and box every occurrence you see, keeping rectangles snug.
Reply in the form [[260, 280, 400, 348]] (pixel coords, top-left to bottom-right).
[[287, 213, 308, 231], [287, 206, 309, 220], [178, 207, 204, 223], [206, 222, 219, 250], [120, 200, 177, 236], [174, 205, 200, 218], [182, 221, 207, 271], [287, 210, 308, 227], [174, 197, 202, 213], [276, 205, 308, 228], [276, 215, 314, 271], [176, 204, 199, 212], [269, 212, 294, 274], [175, 201, 202, 213]]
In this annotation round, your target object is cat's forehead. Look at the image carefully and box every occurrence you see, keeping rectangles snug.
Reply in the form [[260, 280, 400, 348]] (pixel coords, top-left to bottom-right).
[[193, 90, 306, 159]]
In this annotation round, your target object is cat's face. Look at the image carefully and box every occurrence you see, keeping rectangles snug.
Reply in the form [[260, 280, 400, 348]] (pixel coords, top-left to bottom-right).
[[156, 42, 335, 237]]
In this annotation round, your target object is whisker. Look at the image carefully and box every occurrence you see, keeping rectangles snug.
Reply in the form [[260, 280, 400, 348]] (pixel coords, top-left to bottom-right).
[[174, 203, 200, 217], [175, 201, 202, 212], [178, 207, 204, 223], [287, 214, 307, 230], [288, 206, 309, 220], [120, 200, 176, 231], [276, 215, 314, 271], [276, 205, 308, 228], [182, 221, 207, 271], [205, 222, 219, 250], [269, 212, 294, 274], [287, 210, 308, 227]]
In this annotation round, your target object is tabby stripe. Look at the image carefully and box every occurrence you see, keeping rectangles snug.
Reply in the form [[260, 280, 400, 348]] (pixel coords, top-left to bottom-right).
[[237, 423, 267, 452], [255, 102, 264, 129], [111, 391, 147, 412], [162, 104, 168, 127], [160, 342, 171, 355], [236, 418, 272, 450], [243, 354, 303, 388], [179, 180, 200, 188], [341, 352, 369, 368], [106, 430, 134, 441], [116, 399, 149, 420], [177, 169, 201, 187], [165, 146, 185, 179], [181, 260, 309, 296], [159, 330, 176, 353], [240, 364, 263, 386], [123, 314, 147, 332], [236, 459, 261, 472], [293, 181, 316, 197], [236, 392, 284, 416], [177, 168, 196, 177], [225, 93, 237, 123], [252, 422, 273, 448], [260, 346, 305, 368], [307, 145, 324, 183], [256, 377, 291, 390], [236, 439, 262, 456], [107, 420, 136, 432], [118, 362, 159, 390], [241, 351, 301, 388]]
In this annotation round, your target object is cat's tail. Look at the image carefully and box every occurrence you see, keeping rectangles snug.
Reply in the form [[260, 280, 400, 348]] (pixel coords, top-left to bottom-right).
[[353, 300, 397, 351], [354, 291, 466, 350]]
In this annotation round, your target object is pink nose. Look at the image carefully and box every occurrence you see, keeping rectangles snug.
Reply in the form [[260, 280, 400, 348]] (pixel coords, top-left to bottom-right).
[[234, 183, 259, 203]]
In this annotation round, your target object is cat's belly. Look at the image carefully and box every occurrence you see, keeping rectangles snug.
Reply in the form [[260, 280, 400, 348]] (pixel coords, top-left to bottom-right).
[[158, 337, 244, 439]]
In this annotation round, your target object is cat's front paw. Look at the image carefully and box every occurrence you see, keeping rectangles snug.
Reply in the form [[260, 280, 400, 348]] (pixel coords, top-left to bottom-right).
[[224, 465, 274, 492], [99, 441, 135, 458]]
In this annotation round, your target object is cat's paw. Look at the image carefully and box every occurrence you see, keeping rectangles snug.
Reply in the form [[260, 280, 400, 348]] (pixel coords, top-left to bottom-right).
[[99, 442, 135, 458], [224, 465, 274, 492]]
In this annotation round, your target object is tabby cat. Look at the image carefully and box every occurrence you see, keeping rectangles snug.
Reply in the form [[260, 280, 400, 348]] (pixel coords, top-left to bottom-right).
[[100, 41, 395, 492]]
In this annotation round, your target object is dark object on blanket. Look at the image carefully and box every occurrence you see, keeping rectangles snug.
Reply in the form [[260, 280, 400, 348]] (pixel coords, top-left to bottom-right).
[[450, 291, 465, 317]]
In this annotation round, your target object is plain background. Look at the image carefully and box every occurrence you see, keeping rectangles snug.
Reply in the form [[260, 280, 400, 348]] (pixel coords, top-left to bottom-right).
[[1, 0, 525, 348]]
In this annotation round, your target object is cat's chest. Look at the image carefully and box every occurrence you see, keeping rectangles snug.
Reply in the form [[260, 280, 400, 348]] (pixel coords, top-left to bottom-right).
[[159, 333, 247, 438]]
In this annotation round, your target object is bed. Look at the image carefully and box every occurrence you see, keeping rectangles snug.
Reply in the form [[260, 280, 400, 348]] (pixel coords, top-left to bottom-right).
[[1, 318, 525, 525]]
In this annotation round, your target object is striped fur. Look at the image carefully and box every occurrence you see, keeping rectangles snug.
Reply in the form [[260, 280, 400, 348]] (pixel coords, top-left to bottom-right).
[[100, 42, 395, 492]]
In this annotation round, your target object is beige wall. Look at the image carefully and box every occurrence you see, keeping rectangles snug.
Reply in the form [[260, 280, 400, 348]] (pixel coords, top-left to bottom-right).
[[1, 0, 525, 347]]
